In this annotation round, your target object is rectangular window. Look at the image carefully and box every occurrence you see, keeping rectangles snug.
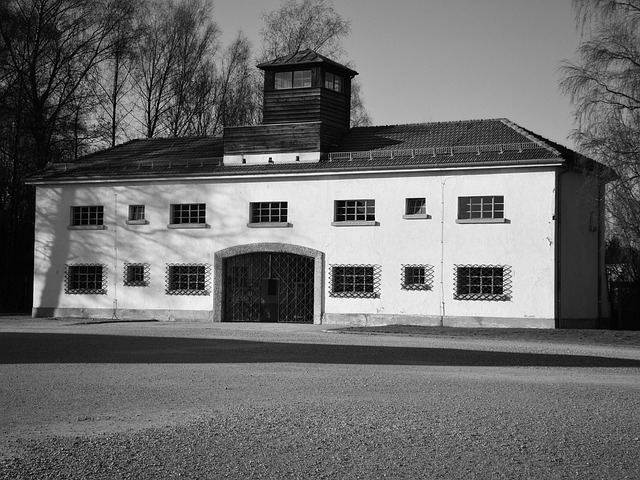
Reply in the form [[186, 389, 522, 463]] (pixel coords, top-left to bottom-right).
[[454, 265, 511, 301], [70, 206, 103, 226], [128, 205, 145, 221], [406, 198, 427, 215], [170, 203, 206, 225], [325, 72, 343, 92], [166, 264, 210, 295], [401, 265, 433, 291], [458, 196, 504, 220], [124, 263, 149, 287], [250, 202, 288, 223], [330, 264, 381, 298], [65, 264, 106, 294], [275, 70, 311, 89], [334, 199, 376, 223]]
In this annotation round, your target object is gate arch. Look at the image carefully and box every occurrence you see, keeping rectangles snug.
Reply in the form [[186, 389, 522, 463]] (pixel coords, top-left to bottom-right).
[[213, 243, 324, 323]]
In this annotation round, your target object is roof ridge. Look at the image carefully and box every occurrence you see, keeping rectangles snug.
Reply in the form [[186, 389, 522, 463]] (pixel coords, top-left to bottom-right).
[[498, 118, 562, 157], [354, 118, 507, 130]]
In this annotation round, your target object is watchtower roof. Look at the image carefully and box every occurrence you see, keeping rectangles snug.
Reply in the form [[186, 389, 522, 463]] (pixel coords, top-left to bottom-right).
[[257, 49, 358, 77]]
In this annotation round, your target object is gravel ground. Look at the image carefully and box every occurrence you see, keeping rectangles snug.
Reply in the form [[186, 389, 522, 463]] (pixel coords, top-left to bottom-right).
[[1, 317, 639, 479]]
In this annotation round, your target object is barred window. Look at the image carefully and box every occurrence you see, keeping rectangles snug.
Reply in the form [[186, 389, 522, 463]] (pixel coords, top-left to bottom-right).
[[250, 202, 288, 223], [123, 263, 149, 287], [454, 265, 512, 301], [170, 203, 206, 224], [330, 264, 381, 298], [70, 206, 103, 226], [65, 264, 107, 294], [458, 196, 504, 220], [334, 199, 375, 222], [128, 205, 145, 221], [401, 265, 434, 290], [325, 72, 343, 92], [405, 198, 426, 215], [166, 264, 211, 295]]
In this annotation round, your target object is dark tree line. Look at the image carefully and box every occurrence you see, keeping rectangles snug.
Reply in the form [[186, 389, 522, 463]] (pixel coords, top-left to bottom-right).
[[0, 0, 369, 312]]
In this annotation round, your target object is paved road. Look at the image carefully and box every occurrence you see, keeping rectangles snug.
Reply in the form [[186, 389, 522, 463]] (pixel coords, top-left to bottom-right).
[[1, 318, 639, 478]]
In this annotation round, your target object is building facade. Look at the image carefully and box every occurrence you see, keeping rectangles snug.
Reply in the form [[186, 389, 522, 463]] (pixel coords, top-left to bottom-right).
[[27, 50, 611, 328]]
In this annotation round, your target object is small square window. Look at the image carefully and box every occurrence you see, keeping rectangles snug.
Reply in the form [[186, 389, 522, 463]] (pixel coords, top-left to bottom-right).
[[405, 198, 426, 215], [124, 263, 149, 287], [401, 265, 433, 291], [128, 205, 145, 221]]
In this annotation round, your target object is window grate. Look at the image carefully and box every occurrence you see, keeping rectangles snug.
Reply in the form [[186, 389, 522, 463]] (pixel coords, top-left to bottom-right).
[[329, 264, 381, 298], [401, 264, 434, 290], [71, 206, 103, 226], [123, 263, 150, 287], [170, 204, 206, 224], [454, 265, 512, 301], [334, 199, 375, 222], [166, 264, 211, 295], [250, 202, 288, 223], [65, 264, 107, 294]]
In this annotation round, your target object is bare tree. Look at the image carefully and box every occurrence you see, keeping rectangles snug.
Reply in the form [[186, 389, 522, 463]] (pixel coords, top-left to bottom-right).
[[259, 0, 371, 127], [93, 1, 140, 147], [0, 0, 134, 167], [560, 0, 640, 259]]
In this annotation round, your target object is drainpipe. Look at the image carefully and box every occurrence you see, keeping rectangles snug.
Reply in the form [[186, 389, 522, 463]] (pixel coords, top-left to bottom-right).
[[554, 168, 569, 329], [112, 188, 119, 320], [440, 177, 452, 326]]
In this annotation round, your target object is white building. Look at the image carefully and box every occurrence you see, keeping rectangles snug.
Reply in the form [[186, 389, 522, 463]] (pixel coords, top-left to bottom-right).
[[26, 50, 612, 328]]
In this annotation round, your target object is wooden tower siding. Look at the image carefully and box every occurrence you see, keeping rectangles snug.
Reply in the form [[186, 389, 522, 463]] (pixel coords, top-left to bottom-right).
[[223, 123, 322, 155]]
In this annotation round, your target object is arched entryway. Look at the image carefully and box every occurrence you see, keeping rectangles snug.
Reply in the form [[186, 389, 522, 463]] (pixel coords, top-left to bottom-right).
[[213, 243, 324, 324]]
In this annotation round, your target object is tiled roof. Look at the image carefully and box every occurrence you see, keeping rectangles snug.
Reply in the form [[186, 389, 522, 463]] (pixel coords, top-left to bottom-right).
[[256, 49, 358, 76], [26, 119, 594, 183]]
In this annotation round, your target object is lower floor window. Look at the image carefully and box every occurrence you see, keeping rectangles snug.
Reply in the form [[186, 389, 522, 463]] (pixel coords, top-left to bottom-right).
[[166, 264, 211, 295], [454, 265, 511, 300], [330, 264, 381, 298], [124, 263, 149, 287], [65, 264, 107, 294], [401, 264, 434, 290]]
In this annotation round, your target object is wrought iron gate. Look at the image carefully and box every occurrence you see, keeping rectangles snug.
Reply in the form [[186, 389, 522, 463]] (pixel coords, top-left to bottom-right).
[[224, 252, 314, 323]]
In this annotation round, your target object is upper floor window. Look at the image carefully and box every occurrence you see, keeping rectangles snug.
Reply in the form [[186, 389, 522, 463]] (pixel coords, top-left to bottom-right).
[[275, 70, 311, 89], [70, 206, 103, 227], [325, 72, 343, 92], [457, 196, 506, 223], [333, 199, 378, 226], [127, 205, 148, 225], [404, 197, 430, 219], [248, 202, 290, 227], [168, 203, 207, 228]]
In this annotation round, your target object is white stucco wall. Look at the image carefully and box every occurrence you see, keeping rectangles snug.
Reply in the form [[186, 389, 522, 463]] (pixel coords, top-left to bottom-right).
[[33, 166, 560, 326]]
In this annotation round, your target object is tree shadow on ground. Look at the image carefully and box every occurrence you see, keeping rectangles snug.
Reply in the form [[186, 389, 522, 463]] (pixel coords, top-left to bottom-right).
[[1, 333, 639, 367]]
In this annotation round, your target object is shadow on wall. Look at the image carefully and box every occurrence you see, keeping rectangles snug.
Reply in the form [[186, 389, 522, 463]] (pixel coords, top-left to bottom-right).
[[1, 332, 639, 368]]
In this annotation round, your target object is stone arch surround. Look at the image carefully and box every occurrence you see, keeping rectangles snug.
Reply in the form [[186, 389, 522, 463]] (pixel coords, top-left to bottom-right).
[[213, 243, 325, 323]]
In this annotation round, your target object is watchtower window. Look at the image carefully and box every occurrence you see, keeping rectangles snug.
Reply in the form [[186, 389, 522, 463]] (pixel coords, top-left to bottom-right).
[[275, 70, 311, 89], [325, 72, 343, 92]]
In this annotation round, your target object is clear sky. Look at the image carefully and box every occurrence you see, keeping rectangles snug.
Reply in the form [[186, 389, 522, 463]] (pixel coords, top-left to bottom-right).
[[213, 0, 581, 148]]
